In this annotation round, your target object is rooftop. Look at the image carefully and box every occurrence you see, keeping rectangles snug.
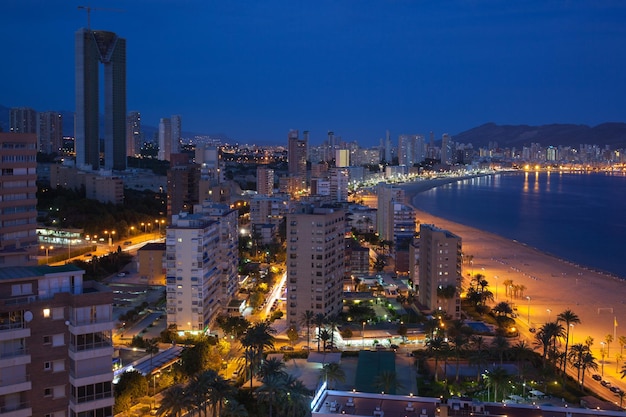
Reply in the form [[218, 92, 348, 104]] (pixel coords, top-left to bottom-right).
[[0, 264, 83, 281]]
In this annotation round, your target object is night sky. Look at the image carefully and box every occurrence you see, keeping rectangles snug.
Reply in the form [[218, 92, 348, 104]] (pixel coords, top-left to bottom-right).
[[2, 0, 625, 146]]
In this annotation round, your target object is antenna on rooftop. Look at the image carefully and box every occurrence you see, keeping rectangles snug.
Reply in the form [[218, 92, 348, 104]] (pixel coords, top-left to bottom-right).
[[78, 5, 125, 29]]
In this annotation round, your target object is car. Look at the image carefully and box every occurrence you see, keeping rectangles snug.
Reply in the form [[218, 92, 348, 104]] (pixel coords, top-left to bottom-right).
[[601, 380, 612, 388], [301, 345, 311, 350], [529, 327, 536, 333], [389, 344, 399, 351], [124, 241, 132, 245], [592, 374, 602, 381], [117, 272, 126, 277], [610, 386, 622, 394], [280, 345, 294, 351], [232, 370, 240, 378], [84, 253, 92, 257]]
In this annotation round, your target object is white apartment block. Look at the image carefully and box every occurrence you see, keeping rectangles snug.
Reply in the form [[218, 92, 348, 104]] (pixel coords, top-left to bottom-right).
[[166, 213, 221, 333], [286, 205, 345, 326], [249, 195, 289, 227]]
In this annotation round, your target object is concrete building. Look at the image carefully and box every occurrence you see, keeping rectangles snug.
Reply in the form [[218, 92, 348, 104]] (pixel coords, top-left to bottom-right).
[[329, 168, 349, 202], [249, 195, 288, 228], [418, 224, 462, 320], [166, 164, 200, 221], [286, 205, 345, 326], [256, 166, 274, 196], [0, 133, 38, 266], [390, 202, 416, 245], [0, 264, 114, 417], [137, 242, 165, 285], [165, 213, 221, 333], [50, 165, 124, 205], [157, 118, 172, 161], [126, 111, 141, 157], [9, 107, 37, 134], [376, 183, 405, 242], [38, 111, 63, 154], [345, 239, 370, 276], [75, 28, 127, 171], [193, 201, 239, 306]]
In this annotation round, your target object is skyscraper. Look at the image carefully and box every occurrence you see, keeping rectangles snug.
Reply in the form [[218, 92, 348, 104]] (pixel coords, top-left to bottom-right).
[[256, 166, 274, 196], [126, 111, 141, 157], [9, 107, 37, 134], [75, 28, 127, 171], [158, 116, 181, 161], [288, 129, 307, 177], [38, 111, 63, 154]]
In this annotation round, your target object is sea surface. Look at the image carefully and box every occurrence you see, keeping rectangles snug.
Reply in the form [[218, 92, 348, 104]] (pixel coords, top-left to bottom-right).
[[411, 171, 626, 279]]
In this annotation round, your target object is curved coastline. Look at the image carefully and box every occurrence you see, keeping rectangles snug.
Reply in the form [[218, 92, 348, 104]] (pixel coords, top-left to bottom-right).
[[398, 175, 626, 369]]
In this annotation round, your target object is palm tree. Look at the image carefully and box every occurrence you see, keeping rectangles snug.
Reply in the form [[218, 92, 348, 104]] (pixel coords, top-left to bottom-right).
[[374, 370, 402, 394], [580, 351, 598, 390], [557, 309, 581, 374], [145, 338, 160, 368], [326, 314, 340, 348], [485, 367, 510, 402], [188, 371, 213, 417], [259, 357, 286, 380], [277, 375, 313, 417], [221, 399, 249, 417], [533, 327, 553, 369], [490, 335, 509, 365], [469, 349, 491, 382], [241, 321, 276, 388], [492, 301, 513, 317], [206, 373, 233, 417], [568, 343, 588, 386], [319, 362, 346, 389], [451, 333, 467, 382], [319, 328, 332, 350], [510, 340, 534, 378], [314, 313, 326, 352], [606, 334, 614, 357], [619, 335, 626, 356], [299, 310, 315, 349], [426, 336, 448, 382], [257, 373, 286, 417], [157, 385, 190, 417]]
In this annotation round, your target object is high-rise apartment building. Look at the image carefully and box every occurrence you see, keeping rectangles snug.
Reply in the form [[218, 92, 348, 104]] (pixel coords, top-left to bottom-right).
[[329, 168, 349, 202], [167, 164, 200, 221], [193, 201, 239, 303], [376, 183, 406, 242], [0, 264, 114, 417], [158, 116, 181, 161], [287, 130, 307, 177], [256, 166, 274, 196], [286, 205, 345, 326], [38, 111, 63, 154], [165, 213, 221, 332], [0, 133, 38, 266], [418, 224, 462, 320], [9, 107, 37, 134], [398, 134, 426, 167], [75, 28, 127, 171], [126, 111, 141, 157], [440, 133, 450, 164]]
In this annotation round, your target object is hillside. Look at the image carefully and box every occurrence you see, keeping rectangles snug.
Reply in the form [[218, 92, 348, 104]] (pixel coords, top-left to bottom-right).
[[453, 122, 626, 149]]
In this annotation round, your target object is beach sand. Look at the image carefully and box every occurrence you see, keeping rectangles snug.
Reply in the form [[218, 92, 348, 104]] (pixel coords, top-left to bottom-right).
[[402, 179, 626, 383]]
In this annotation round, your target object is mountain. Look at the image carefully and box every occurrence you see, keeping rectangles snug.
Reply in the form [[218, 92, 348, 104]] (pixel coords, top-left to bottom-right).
[[453, 122, 626, 149]]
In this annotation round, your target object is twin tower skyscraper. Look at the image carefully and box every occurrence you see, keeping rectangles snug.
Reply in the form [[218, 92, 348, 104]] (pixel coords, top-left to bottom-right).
[[75, 28, 127, 171]]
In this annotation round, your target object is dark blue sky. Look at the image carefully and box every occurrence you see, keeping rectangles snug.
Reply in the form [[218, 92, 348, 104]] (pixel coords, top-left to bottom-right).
[[2, 1, 625, 146]]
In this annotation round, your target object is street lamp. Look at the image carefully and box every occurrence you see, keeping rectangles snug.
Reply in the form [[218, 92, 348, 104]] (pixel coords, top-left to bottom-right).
[[362, 321, 366, 348], [569, 324, 575, 344], [546, 308, 552, 323], [104, 230, 115, 247], [601, 342, 606, 377], [41, 245, 53, 264], [526, 296, 531, 324]]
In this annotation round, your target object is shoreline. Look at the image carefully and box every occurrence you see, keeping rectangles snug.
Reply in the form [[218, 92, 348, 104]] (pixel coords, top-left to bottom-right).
[[398, 175, 626, 384]]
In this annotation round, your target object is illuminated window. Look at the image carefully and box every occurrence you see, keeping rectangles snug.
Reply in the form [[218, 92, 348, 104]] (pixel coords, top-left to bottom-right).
[[43, 308, 50, 318]]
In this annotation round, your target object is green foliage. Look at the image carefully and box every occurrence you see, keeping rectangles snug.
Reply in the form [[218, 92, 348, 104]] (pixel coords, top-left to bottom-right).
[[115, 370, 148, 401]]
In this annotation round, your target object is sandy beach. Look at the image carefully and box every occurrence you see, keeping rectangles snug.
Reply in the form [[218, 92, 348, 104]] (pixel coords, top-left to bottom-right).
[[402, 177, 626, 383]]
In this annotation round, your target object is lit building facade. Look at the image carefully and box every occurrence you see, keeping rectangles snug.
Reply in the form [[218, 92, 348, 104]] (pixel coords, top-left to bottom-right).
[[418, 224, 462, 320], [0, 264, 114, 417], [286, 205, 345, 326], [126, 111, 141, 157], [0, 133, 38, 266], [256, 166, 274, 196], [165, 213, 220, 332]]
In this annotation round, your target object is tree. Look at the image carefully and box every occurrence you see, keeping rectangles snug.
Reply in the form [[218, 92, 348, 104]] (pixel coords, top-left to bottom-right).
[[557, 309, 581, 374], [485, 367, 510, 402], [510, 340, 535, 378], [492, 301, 513, 317], [490, 335, 509, 365], [580, 351, 598, 390], [259, 357, 286, 380], [568, 343, 588, 386], [299, 310, 315, 349], [241, 321, 276, 386], [374, 371, 403, 394], [313, 313, 326, 352], [217, 315, 250, 339], [157, 385, 190, 417], [257, 373, 286, 417], [619, 335, 626, 356], [326, 314, 340, 348], [319, 362, 346, 389], [115, 370, 148, 403], [426, 336, 448, 382], [606, 334, 614, 358], [286, 326, 299, 346], [145, 338, 160, 367]]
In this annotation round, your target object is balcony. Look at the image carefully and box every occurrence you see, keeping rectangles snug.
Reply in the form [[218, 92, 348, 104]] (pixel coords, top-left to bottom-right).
[[0, 348, 30, 368], [0, 374, 31, 397], [0, 402, 31, 417], [67, 319, 114, 335], [0, 327, 29, 343]]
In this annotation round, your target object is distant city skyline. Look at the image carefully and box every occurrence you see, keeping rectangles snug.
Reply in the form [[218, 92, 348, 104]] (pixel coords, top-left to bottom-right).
[[2, 1, 625, 146]]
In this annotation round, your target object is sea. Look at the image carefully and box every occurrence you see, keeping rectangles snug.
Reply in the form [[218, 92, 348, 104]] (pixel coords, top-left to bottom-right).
[[411, 171, 626, 279]]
